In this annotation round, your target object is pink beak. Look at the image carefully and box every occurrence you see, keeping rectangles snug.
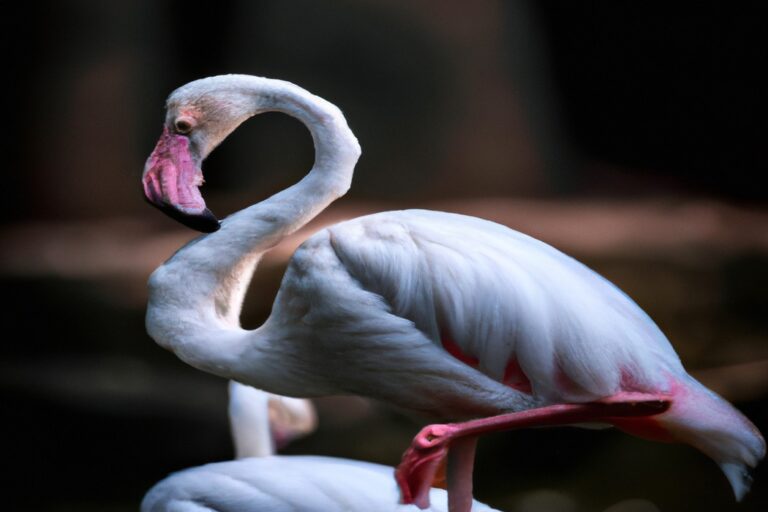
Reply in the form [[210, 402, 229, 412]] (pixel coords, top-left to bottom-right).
[[142, 127, 220, 233]]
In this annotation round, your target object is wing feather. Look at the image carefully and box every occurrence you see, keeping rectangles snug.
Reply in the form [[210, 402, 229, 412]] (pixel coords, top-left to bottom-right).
[[328, 210, 682, 402]]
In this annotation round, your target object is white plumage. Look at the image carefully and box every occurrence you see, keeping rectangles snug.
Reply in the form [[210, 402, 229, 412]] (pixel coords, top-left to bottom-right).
[[142, 455, 499, 512], [142, 75, 764, 510], [228, 381, 317, 459], [275, 208, 681, 407]]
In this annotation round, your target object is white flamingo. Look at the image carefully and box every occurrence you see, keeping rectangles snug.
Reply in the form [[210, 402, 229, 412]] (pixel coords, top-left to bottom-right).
[[227, 381, 317, 459], [141, 74, 764, 511], [141, 381, 498, 512]]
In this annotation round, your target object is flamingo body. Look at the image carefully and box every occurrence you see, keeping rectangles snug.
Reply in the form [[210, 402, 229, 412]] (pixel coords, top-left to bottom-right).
[[226, 207, 763, 501], [269, 208, 680, 412]]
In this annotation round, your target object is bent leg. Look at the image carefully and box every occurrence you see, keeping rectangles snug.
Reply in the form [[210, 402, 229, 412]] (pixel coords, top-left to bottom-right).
[[396, 395, 670, 510]]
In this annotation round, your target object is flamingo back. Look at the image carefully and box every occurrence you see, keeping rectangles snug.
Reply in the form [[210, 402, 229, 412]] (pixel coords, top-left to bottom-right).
[[325, 209, 685, 403]]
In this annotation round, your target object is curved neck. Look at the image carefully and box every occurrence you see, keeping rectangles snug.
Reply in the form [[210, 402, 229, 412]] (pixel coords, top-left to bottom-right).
[[228, 381, 274, 458], [146, 77, 360, 388]]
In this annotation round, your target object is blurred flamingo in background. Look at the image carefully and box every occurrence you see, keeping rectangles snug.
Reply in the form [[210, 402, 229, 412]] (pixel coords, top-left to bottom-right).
[[141, 75, 764, 511], [142, 381, 498, 511], [227, 380, 317, 459]]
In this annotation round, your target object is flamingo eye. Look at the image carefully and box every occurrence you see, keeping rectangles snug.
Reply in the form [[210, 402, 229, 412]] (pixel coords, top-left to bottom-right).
[[175, 118, 193, 134]]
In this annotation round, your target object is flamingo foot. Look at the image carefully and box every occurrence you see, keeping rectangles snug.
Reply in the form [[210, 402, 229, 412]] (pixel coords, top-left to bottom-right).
[[395, 424, 458, 509]]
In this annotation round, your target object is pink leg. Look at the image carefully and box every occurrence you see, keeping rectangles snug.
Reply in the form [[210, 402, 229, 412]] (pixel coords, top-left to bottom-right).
[[447, 436, 478, 512], [396, 395, 670, 509]]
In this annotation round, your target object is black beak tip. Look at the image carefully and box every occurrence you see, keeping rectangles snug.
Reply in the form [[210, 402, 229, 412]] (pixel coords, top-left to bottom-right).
[[147, 198, 221, 233], [180, 208, 221, 233]]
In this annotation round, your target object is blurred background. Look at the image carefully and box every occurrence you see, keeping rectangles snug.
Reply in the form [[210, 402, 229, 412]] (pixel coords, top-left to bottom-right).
[[1, 1, 767, 510]]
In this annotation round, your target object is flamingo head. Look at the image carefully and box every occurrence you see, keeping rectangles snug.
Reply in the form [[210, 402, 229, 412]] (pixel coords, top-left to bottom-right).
[[267, 395, 318, 449], [142, 76, 257, 233]]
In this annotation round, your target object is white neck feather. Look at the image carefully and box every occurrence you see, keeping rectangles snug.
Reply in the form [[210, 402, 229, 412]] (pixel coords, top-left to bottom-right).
[[228, 381, 274, 458], [146, 76, 361, 388]]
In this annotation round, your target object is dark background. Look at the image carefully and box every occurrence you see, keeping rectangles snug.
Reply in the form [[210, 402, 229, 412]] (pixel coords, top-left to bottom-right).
[[1, 1, 766, 511]]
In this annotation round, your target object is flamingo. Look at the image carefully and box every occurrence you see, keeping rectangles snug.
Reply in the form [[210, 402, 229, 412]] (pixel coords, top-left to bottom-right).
[[141, 74, 764, 511], [142, 381, 498, 511], [227, 380, 317, 458]]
